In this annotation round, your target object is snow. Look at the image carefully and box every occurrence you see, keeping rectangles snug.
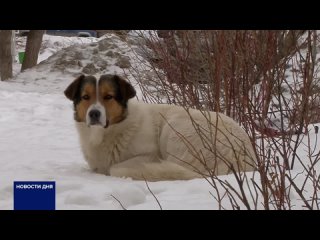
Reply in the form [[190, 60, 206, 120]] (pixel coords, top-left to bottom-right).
[[0, 33, 319, 210], [0, 85, 215, 209]]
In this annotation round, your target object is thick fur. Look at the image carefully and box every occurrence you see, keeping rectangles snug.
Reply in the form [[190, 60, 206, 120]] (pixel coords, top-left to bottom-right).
[[66, 75, 256, 181]]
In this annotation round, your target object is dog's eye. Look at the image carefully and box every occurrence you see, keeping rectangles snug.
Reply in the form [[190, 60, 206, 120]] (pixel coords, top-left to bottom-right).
[[104, 95, 113, 100], [82, 95, 90, 100]]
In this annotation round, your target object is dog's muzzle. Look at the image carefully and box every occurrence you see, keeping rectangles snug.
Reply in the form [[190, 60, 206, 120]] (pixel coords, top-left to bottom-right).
[[86, 104, 107, 127], [89, 109, 101, 125]]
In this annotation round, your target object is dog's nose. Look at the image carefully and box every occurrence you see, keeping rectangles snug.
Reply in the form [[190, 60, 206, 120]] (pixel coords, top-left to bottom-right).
[[89, 109, 101, 121]]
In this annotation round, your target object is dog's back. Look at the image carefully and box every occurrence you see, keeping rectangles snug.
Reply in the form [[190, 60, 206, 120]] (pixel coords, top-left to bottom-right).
[[152, 103, 256, 176]]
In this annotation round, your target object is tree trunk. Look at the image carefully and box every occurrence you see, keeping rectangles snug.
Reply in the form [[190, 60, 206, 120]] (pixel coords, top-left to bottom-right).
[[21, 30, 45, 71], [0, 30, 13, 81]]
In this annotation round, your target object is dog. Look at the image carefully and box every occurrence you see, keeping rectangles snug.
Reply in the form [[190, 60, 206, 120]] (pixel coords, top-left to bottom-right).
[[64, 74, 256, 181]]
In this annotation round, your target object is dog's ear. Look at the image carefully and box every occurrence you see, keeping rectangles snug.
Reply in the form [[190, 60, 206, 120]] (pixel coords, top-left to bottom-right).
[[114, 75, 136, 101], [64, 75, 85, 101]]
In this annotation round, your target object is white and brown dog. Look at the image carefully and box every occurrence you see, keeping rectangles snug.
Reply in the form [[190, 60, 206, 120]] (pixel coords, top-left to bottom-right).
[[64, 74, 256, 181]]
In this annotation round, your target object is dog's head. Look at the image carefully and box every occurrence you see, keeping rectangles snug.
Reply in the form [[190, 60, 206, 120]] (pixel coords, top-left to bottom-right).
[[64, 74, 136, 128]]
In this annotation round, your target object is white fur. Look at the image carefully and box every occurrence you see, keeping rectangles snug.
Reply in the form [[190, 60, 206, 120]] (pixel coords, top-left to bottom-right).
[[75, 100, 256, 181], [86, 77, 107, 127]]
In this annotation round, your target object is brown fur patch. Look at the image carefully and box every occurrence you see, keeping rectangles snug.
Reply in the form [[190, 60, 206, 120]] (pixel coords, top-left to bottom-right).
[[99, 81, 126, 125], [76, 82, 97, 122]]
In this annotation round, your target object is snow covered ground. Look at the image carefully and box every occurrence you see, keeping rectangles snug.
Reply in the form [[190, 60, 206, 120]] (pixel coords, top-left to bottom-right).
[[0, 33, 319, 210], [0, 88, 215, 210]]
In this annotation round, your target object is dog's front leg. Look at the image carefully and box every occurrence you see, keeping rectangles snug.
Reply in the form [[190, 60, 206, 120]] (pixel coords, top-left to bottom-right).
[[110, 156, 200, 181]]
